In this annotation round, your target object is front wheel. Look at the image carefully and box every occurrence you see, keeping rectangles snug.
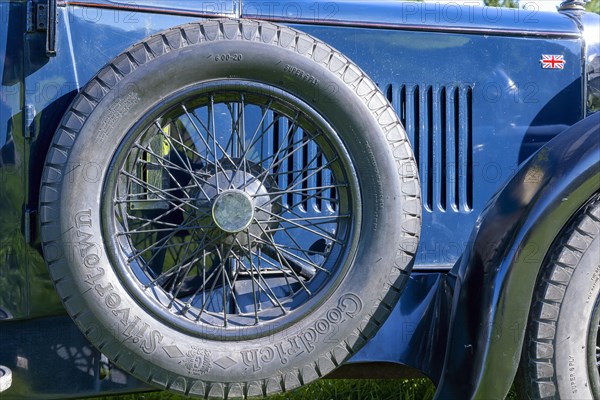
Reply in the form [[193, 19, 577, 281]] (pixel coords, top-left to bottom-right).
[[40, 20, 421, 398], [516, 194, 600, 399]]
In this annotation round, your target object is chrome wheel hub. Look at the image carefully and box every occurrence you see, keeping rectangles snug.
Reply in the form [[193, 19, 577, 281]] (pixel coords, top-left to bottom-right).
[[196, 169, 277, 247], [212, 190, 254, 233]]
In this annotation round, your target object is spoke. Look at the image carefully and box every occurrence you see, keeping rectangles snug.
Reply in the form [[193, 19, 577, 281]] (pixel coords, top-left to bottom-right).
[[153, 121, 195, 176], [126, 214, 182, 228], [164, 229, 207, 306], [181, 104, 218, 160], [195, 242, 237, 321], [155, 121, 212, 200], [247, 247, 299, 277], [218, 254, 249, 326], [172, 118, 211, 165], [116, 195, 192, 203], [232, 99, 275, 173], [210, 98, 222, 188], [252, 135, 313, 170], [122, 211, 200, 255], [224, 96, 272, 189], [222, 254, 228, 326], [118, 182, 198, 200], [237, 99, 245, 155], [187, 102, 236, 189], [120, 170, 201, 213], [259, 137, 311, 180], [270, 206, 341, 239], [116, 181, 198, 207], [117, 190, 209, 235], [118, 223, 212, 236], [262, 216, 330, 274], [260, 155, 338, 210], [258, 241, 329, 257], [250, 115, 301, 166], [259, 214, 348, 223], [181, 104, 227, 181], [252, 184, 344, 199], [166, 258, 199, 307], [252, 222, 315, 292], [194, 101, 237, 167], [267, 242, 326, 273], [170, 121, 218, 192], [222, 254, 248, 316], [223, 254, 250, 316], [136, 156, 194, 177], [244, 134, 310, 190], [226, 121, 314, 194], [224, 99, 243, 189], [285, 189, 342, 211], [251, 233, 329, 275], [244, 229, 261, 323], [130, 238, 204, 259], [146, 229, 227, 289], [133, 141, 211, 182], [114, 188, 195, 235], [223, 103, 238, 160], [247, 109, 281, 164], [235, 254, 287, 316], [228, 102, 279, 180], [246, 243, 298, 297], [255, 205, 340, 244], [181, 251, 228, 312], [169, 122, 215, 170], [272, 222, 330, 262], [127, 212, 205, 265], [121, 200, 208, 235], [257, 112, 300, 184], [234, 237, 288, 315]]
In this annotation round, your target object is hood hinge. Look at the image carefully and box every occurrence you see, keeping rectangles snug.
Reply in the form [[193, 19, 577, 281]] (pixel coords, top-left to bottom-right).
[[25, 0, 56, 56]]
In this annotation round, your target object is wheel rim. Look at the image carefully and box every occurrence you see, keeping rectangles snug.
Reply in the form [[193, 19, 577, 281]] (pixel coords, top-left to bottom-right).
[[588, 294, 600, 397], [103, 81, 361, 339]]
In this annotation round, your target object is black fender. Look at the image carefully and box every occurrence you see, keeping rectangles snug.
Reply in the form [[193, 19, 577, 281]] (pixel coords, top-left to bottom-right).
[[435, 113, 600, 399]]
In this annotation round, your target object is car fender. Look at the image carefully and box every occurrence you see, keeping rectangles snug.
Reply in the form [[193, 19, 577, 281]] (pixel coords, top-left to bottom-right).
[[435, 112, 600, 399]]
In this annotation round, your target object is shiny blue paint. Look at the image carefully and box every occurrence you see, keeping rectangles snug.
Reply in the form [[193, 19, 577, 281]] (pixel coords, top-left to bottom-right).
[[287, 24, 583, 269], [0, 2, 34, 319], [85, 0, 237, 16], [350, 273, 453, 382], [243, 0, 580, 37], [0, 0, 598, 398]]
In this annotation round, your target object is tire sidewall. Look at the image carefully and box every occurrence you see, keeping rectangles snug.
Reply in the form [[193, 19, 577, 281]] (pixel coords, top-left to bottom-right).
[[554, 234, 600, 399]]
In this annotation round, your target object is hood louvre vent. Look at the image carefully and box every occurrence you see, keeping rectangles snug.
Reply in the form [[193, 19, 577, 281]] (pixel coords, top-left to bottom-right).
[[386, 84, 473, 213]]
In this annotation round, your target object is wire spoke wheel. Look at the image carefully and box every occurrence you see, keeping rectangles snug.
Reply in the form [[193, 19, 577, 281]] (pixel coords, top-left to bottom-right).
[[105, 82, 358, 335]]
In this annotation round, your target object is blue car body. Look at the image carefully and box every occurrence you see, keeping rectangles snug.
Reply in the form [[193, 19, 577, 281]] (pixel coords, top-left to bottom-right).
[[0, 0, 598, 398]]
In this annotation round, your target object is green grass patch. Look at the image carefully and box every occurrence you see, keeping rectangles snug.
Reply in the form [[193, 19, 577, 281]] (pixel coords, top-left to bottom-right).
[[92, 379, 436, 400], [90, 378, 520, 399]]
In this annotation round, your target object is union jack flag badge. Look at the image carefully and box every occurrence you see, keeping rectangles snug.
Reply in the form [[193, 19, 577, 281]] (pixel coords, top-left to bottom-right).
[[541, 55, 565, 70]]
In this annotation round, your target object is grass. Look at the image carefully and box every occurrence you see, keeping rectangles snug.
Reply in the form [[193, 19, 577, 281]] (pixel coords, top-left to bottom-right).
[[91, 379, 436, 400], [90, 378, 521, 400]]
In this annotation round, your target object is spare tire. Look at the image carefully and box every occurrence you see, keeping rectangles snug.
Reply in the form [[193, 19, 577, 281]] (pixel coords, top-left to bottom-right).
[[40, 20, 421, 398]]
